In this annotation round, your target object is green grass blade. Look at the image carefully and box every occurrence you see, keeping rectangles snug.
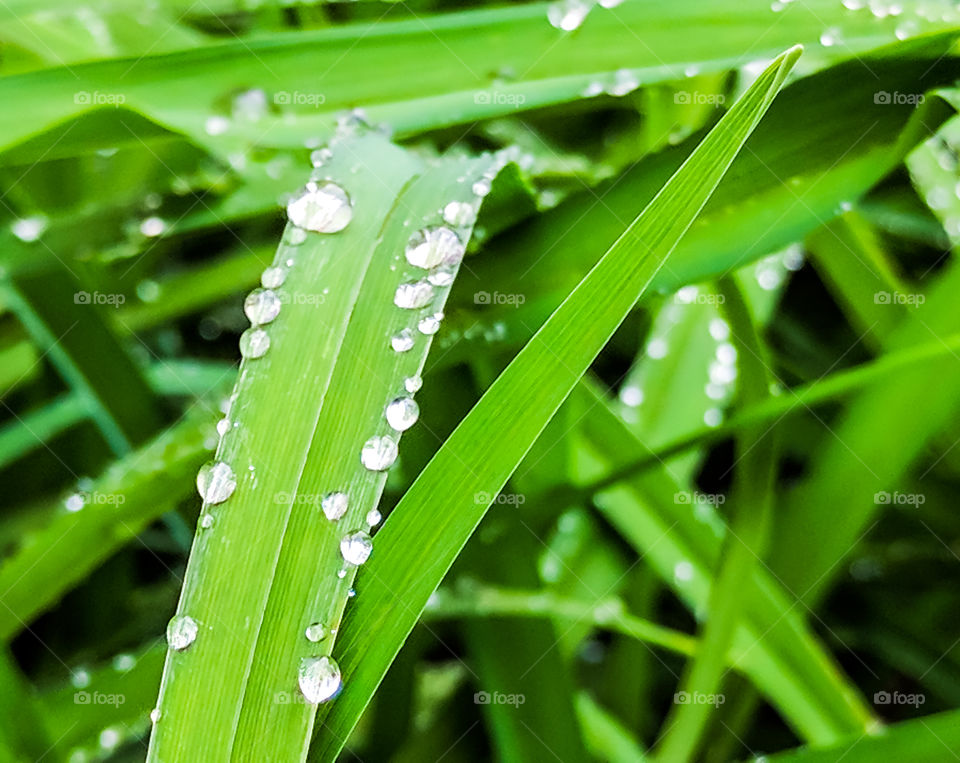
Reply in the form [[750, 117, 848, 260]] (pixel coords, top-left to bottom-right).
[[313, 46, 802, 760]]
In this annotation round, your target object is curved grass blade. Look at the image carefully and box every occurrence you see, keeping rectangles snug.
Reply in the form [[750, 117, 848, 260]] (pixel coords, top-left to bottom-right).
[[313, 46, 802, 760]]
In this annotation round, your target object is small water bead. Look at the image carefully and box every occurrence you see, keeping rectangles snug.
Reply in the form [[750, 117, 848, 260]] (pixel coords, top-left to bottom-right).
[[404, 375, 423, 393], [619, 385, 644, 407], [136, 279, 161, 303], [283, 226, 309, 247], [12, 216, 48, 242], [244, 288, 282, 326], [710, 361, 737, 385], [298, 656, 342, 704], [199, 513, 215, 529], [348, 588, 356, 598], [394, 280, 435, 309], [472, 177, 492, 197], [337, 568, 348, 579], [216, 418, 231, 437], [385, 397, 419, 432], [418, 312, 443, 335], [71, 669, 91, 688], [239, 328, 271, 359], [391, 329, 415, 353], [608, 69, 640, 96], [405, 227, 464, 269], [427, 266, 456, 287], [261, 266, 286, 289], [820, 26, 842, 46], [706, 382, 728, 400], [286, 182, 353, 233], [100, 728, 121, 750], [197, 461, 237, 504], [709, 318, 730, 341], [598, 0, 623, 6], [232, 88, 269, 122], [646, 338, 668, 359], [310, 147, 333, 167], [582, 80, 605, 97], [442, 200, 477, 227], [65, 493, 85, 512], [703, 408, 723, 427], [204, 115, 230, 136], [140, 216, 167, 238], [166, 614, 199, 651], [716, 343, 737, 365], [322, 492, 349, 521], [757, 267, 783, 291], [674, 561, 695, 583], [150, 708, 161, 724], [547, 0, 592, 31], [341, 530, 373, 565], [361, 436, 398, 471], [366, 508, 382, 526], [305, 622, 327, 642]]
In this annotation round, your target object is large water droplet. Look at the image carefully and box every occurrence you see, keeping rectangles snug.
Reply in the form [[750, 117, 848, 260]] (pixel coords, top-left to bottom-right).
[[244, 288, 282, 326], [287, 182, 353, 233], [405, 226, 464, 269], [547, 0, 591, 31], [322, 492, 349, 521], [361, 436, 398, 471], [394, 280, 435, 309], [240, 328, 271, 359], [305, 622, 327, 642], [298, 656, 342, 703], [261, 266, 287, 289], [340, 530, 373, 565], [418, 312, 443, 335], [166, 615, 199, 651], [390, 329, 415, 353], [197, 461, 237, 504], [442, 201, 477, 227], [385, 397, 419, 432]]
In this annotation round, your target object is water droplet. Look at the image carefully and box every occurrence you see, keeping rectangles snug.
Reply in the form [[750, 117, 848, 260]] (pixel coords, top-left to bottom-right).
[[348, 587, 356, 598], [385, 397, 419, 432], [442, 201, 477, 227], [394, 280, 435, 309], [340, 531, 373, 565], [261, 266, 286, 289], [166, 614, 199, 651], [71, 668, 91, 688], [390, 329, 415, 352], [472, 177, 492, 197], [204, 115, 230, 136], [196, 461, 237, 504], [112, 653, 136, 671], [703, 408, 723, 427], [598, 0, 623, 6], [239, 328, 271, 359], [305, 622, 327, 642], [322, 492, 349, 521], [757, 267, 782, 291], [716, 343, 737, 365], [244, 288, 281, 326], [65, 493, 85, 512], [150, 708, 161, 724], [11, 216, 47, 242], [405, 227, 464, 269], [427, 266, 456, 287], [283, 226, 309, 247], [820, 26, 842, 46], [608, 69, 640, 96], [298, 655, 342, 703], [310, 147, 333, 167], [232, 88, 268, 122], [99, 728, 121, 750], [140, 216, 167, 237], [547, 0, 592, 31], [417, 312, 443, 335], [706, 382, 727, 400], [366, 508, 382, 526], [287, 182, 353, 233], [199, 513, 215, 529], [136, 279, 161, 303], [619, 385, 643, 407], [404, 375, 423, 393], [674, 561, 694, 583], [709, 318, 730, 341], [646, 338, 668, 359], [361, 436, 398, 471]]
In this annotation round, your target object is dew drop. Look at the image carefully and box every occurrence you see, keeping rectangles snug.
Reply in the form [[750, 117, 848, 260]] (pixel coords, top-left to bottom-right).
[[261, 266, 286, 289], [199, 513, 215, 529], [65, 492, 86, 512], [646, 338, 668, 359], [390, 329, 415, 353], [340, 531, 373, 565], [310, 147, 333, 167], [405, 227, 464, 269], [608, 68, 640, 96], [150, 708, 161, 724], [674, 561, 694, 583], [820, 26, 842, 46], [244, 288, 282, 326], [427, 266, 456, 287], [298, 655, 342, 703], [598, 0, 623, 6], [196, 461, 237, 504], [404, 375, 423, 393], [385, 397, 419, 432], [361, 436, 398, 471], [283, 226, 309, 247], [216, 418, 230, 437], [140, 216, 167, 237], [305, 622, 327, 642], [12, 216, 48, 242], [619, 385, 644, 407], [232, 88, 268, 122], [417, 312, 443, 335], [204, 115, 230, 136], [716, 343, 737, 365], [703, 408, 723, 427], [709, 318, 730, 341], [472, 177, 492, 197], [137, 279, 161, 302], [166, 615, 199, 651], [394, 280, 435, 309], [366, 508, 382, 526], [442, 200, 477, 227], [239, 328, 271, 359], [322, 492, 349, 521], [547, 0, 592, 31], [286, 182, 353, 233]]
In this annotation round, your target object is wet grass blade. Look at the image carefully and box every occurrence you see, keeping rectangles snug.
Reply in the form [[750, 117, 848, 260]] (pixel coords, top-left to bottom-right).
[[313, 46, 802, 760]]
